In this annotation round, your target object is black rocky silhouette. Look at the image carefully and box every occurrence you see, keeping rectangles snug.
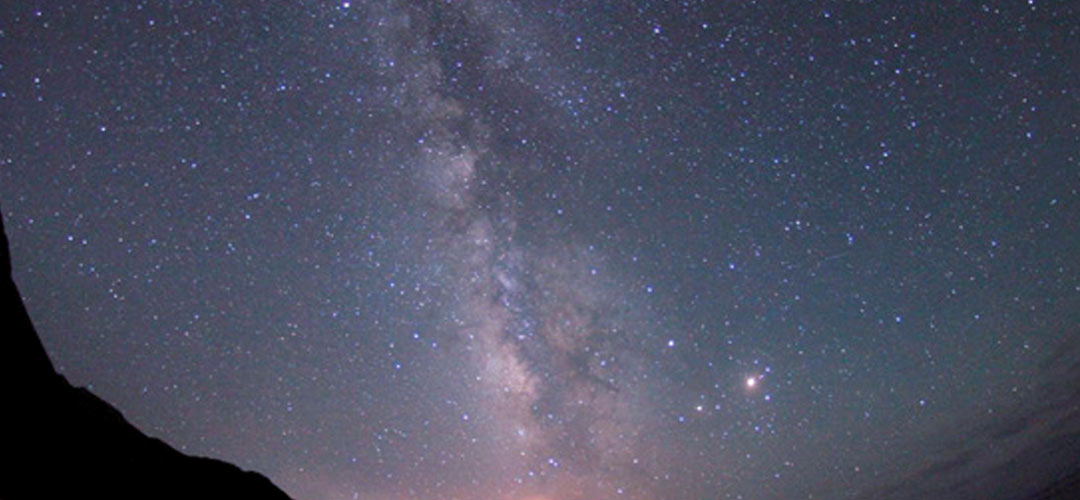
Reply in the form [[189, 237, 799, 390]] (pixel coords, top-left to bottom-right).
[[0, 214, 292, 500]]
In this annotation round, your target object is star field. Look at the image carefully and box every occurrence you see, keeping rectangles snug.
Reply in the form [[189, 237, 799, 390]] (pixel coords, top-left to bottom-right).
[[1, 2, 1078, 500]]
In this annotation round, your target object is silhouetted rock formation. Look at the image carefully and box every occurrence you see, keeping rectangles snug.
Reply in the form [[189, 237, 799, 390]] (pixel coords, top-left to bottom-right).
[[0, 215, 292, 500]]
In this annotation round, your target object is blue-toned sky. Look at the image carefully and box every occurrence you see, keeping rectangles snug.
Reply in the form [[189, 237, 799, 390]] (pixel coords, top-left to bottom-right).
[[2, 2, 1078, 499]]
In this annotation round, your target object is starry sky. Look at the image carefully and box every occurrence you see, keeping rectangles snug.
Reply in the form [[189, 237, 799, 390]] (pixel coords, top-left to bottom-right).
[[2, 2, 1079, 499]]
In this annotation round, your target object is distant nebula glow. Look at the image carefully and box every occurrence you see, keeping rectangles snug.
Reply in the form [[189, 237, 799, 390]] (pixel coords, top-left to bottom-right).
[[2, 1, 1078, 500]]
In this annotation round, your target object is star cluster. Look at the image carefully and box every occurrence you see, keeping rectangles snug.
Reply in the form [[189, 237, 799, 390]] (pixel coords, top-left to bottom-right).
[[1, 2, 1078, 500]]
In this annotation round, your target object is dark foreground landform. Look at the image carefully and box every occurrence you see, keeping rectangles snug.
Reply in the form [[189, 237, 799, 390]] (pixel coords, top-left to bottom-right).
[[0, 215, 292, 499]]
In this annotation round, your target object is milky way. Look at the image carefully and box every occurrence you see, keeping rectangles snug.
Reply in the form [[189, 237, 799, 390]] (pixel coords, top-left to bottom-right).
[[2, 1, 1078, 500], [394, 6, 665, 494]]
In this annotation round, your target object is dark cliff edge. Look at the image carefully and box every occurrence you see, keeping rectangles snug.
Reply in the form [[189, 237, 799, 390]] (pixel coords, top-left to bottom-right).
[[0, 215, 293, 500]]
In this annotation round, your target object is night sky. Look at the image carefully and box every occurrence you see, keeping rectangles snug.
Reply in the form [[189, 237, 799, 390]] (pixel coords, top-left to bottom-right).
[[2, 2, 1079, 499]]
